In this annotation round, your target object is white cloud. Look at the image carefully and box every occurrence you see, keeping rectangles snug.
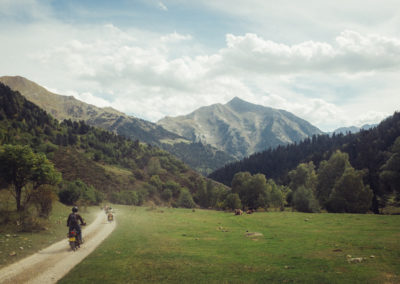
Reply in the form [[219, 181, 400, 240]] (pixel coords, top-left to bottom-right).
[[158, 2, 168, 11], [196, 0, 400, 43], [0, 11, 399, 132], [161, 32, 192, 43], [217, 31, 400, 75]]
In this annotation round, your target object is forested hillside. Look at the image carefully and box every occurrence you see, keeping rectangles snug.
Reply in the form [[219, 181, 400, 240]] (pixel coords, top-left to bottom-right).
[[0, 83, 227, 208], [210, 112, 400, 213], [0, 76, 235, 175]]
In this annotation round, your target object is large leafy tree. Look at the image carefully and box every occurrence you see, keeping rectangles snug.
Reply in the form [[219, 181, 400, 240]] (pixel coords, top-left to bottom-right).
[[292, 186, 320, 213], [288, 162, 319, 212], [288, 162, 317, 193], [0, 144, 61, 211], [327, 167, 373, 213], [316, 150, 351, 207], [231, 172, 269, 209]]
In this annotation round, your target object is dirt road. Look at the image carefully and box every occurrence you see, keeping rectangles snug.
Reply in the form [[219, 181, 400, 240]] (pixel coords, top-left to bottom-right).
[[0, 210, 116, 284]]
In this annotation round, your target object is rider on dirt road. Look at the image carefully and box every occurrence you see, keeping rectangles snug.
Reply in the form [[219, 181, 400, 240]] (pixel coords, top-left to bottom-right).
[[67, 206, 86, 243]]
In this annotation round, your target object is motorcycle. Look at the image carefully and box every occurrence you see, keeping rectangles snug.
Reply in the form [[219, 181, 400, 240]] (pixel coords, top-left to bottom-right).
[[107, 212, 114, 222], [68, 229, 80, 251], [68, 223, 86, 251]]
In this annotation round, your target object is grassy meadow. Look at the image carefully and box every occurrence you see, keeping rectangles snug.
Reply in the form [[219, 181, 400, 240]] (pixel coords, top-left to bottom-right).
[[60, 206, 400, 283]]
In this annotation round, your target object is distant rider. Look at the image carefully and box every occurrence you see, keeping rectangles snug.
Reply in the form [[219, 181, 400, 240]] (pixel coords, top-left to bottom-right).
[[67, 206, 86, 244]]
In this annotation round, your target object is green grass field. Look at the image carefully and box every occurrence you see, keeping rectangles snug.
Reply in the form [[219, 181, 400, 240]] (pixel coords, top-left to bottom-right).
[[59, 206, 400, 283]]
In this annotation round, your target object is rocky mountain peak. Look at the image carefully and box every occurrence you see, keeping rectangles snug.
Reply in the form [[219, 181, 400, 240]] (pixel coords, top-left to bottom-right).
[[158, 97, 323, 159]]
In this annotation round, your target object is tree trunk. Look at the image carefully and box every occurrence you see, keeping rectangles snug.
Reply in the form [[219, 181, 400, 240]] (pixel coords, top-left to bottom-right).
[[372, 194, 379, 214], [16, 186, 22, 211]]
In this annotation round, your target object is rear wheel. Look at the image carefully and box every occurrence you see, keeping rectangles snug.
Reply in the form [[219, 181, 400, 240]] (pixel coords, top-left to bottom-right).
[[70, 241, 76, 251]]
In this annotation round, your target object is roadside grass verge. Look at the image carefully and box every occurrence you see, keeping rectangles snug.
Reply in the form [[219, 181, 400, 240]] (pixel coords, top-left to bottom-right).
[[0, 191, 98, 268], [60, 206, 400, 283]]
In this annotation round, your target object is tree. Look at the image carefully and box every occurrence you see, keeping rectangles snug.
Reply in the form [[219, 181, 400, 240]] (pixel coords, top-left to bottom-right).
[[231, 171, 252, 195], [147, 157, 162, 176], [380, 137, 400, 196], [327, 167, 373, 213], [58, 181, 82, 205], [31, 185, 56, 217], [231, 172, 270, 209], [177, 188, 196, 208], [149, 175, 163, 191], [269, 180, 285, 210], [0, 145, 61, 211], [194, 179, 208, 208], [288, 162, 317, 193], [225, 193, 242, 210], [316, 150, 351, 207], [292, 186, 320, 213]]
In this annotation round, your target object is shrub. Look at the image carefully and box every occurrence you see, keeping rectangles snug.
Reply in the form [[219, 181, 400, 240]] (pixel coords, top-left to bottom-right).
[[164, 180, 181, 198], [292, 186, 320, 213], [177, 188, 196, 208], [58, 179, 102, 205], [225, 193, 242, 210], [58, 182, 81, 205], [150, 175, 163, 191], [31, 185, 57, 218], [161, 188, 173, 201]]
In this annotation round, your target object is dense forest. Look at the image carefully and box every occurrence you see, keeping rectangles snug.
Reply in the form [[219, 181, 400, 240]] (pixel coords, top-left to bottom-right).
[[209, 111, 400, 213]]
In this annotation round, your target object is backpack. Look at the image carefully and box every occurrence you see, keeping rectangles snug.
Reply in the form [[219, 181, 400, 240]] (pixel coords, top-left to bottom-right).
[[68, 213, 78, 227]]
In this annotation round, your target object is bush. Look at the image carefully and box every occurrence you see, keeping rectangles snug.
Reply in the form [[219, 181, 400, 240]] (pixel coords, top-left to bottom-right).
[[177, 188, 196, 208], [58, 182, 81, 205], [292, 186, 320, 213], [31, 185, 57, 218], [161, 188, 173, 201], [18, 209, 48, 232], [326, 168, 373, 213], [133, 169, 145, 180], [122, 191, 139, 205], [164, 181, 181, 198], [150, 175, 163, 191], [58, 179, 102, 205], [225, 193, 242, 210]]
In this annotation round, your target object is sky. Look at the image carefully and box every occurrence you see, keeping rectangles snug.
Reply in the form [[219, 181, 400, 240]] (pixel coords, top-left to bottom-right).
[[1, 0, 400, 132]]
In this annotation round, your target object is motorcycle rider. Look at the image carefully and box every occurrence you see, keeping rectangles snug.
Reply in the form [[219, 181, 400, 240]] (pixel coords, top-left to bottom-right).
[[67, 206, 86, 244]]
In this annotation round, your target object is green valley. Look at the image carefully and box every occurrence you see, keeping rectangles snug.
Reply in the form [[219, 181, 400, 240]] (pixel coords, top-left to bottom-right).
[[59, 206, 400, 283]]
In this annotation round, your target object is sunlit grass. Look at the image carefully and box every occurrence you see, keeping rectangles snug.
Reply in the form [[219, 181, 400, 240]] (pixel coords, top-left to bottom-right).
[[60, 206, 400, 283]]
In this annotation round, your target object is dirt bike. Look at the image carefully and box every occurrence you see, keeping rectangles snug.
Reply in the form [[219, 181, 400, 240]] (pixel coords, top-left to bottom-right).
[[107, 213, 114, 222], [68, 229, 80, 251], [68, 223, 86, 251]]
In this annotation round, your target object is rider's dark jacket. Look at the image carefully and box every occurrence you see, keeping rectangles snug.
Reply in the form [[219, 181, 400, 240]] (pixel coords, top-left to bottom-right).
[[67, 213, 85, 227]]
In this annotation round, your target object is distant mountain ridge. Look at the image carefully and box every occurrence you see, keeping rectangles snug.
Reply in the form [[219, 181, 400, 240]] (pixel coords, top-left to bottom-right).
[[158, 97, 323, 159], [0, 76, 235, 175], [332, 124, 377, 135]]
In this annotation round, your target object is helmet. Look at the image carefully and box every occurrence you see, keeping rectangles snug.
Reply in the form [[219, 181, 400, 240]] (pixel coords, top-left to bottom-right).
[[72, 206, 78, 212]]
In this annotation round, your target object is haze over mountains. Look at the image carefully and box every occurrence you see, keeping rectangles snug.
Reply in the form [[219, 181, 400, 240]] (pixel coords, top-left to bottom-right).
[[158, 97, 323, 159]]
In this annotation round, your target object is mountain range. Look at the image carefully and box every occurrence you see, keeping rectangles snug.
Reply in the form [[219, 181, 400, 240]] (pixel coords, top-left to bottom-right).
[[0, 75, 325, 173], [332, 124, 377, 135], [158, 97, 323, 159], [0, 76, 235, 175]]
